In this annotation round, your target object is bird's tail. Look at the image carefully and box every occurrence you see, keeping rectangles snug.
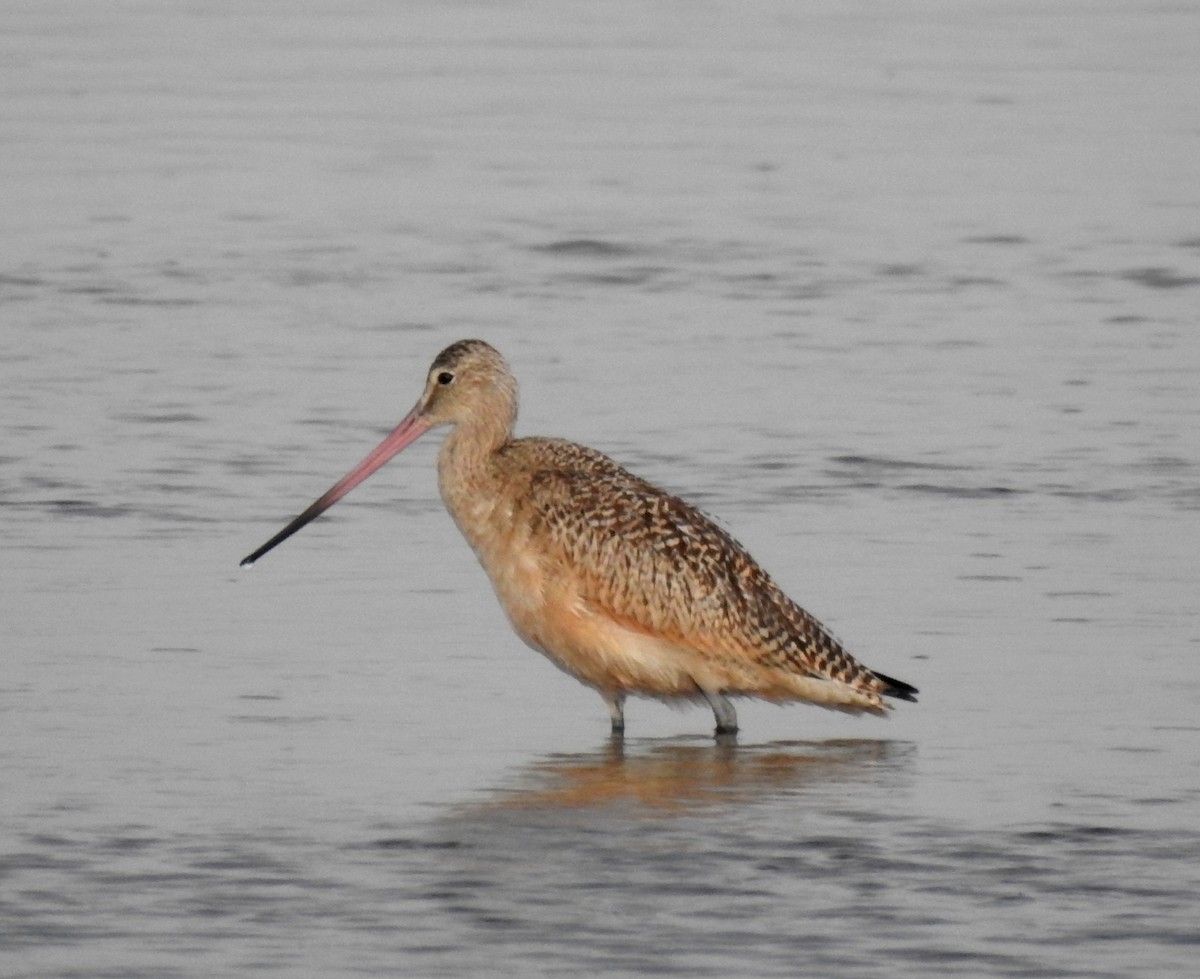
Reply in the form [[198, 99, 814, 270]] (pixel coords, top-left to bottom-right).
[[872, 671, 919, 703]]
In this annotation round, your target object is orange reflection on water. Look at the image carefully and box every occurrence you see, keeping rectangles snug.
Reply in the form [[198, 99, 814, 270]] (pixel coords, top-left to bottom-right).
[[474, 738, 912, 814]]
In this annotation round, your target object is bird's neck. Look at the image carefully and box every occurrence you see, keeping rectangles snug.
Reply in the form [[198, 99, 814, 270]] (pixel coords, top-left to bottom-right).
[[436, 411, 513, 525]]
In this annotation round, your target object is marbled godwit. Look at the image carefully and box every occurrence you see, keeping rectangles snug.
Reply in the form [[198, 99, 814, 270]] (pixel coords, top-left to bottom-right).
[[241, 340, 918, 735]]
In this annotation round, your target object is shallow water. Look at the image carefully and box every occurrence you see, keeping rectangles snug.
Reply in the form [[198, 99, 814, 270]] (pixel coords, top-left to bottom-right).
[[3, 1, 1199, 976]]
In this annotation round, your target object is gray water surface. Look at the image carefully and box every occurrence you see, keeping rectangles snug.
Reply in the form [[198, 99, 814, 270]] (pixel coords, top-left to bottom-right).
[[4, 2, 1199, 976]]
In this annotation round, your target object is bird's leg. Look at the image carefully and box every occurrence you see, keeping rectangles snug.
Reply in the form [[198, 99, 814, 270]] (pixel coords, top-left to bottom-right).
[[703, 691, 738, 736], [603, 692, 626, 736]]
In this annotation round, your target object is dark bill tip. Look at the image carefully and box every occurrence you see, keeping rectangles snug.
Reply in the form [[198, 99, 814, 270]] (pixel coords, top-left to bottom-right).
[[238, 503, 325, 567]]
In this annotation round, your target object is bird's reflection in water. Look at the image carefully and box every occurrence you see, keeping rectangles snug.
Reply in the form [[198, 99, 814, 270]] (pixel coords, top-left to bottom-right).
[[465, 738, 913, 815]]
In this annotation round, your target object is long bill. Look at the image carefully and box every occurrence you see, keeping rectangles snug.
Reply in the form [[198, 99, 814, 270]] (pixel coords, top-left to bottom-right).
[[240, 404, 431, 568]]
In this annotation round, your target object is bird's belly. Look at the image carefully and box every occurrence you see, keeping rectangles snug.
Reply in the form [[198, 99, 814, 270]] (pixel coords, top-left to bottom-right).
[[453, 503, 744, 698], [480, 546, 701, 697], [518, 599, 704, 697]]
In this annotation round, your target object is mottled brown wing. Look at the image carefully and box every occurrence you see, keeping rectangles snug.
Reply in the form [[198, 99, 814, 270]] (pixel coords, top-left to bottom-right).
[[519, 443, 883, 692]]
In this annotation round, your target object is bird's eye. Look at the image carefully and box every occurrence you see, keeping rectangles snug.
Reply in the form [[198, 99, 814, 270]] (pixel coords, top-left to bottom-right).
[[436, 371, 454, 385]]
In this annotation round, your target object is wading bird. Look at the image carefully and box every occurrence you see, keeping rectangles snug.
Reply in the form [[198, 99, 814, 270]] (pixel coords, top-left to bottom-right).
[[241, 340, 917, 735]]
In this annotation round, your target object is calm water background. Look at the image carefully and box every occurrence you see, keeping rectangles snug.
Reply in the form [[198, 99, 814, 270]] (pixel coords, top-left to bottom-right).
[[3, 1, 1199, 976]]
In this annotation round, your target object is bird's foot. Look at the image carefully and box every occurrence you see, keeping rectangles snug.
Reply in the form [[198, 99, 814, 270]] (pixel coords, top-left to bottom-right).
[[702, 691, 738, 738], [603, 693, 626, 738], [714, 720, 738, 745]]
